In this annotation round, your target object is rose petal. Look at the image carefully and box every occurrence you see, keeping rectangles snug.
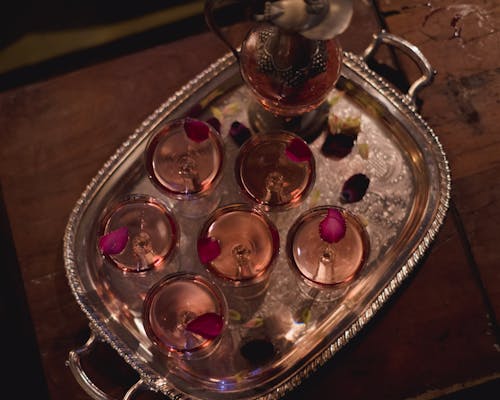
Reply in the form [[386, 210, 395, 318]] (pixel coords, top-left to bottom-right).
[[184, 118, 209, 142], [319, 208, 347, 243], [99, 226, 129, 255], [240, 338, 275, 365], [206, 117, 221, 133], [197, 236, 221, 264], [341, 173, 370, 203], [185, 312, 224, 339], [229, 121, 251, 146], [321, 133, 355, 158], [285, 137, 312, 163]]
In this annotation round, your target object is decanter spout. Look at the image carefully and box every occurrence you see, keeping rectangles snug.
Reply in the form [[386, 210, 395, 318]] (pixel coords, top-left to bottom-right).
[[255, 0, 353, 40]]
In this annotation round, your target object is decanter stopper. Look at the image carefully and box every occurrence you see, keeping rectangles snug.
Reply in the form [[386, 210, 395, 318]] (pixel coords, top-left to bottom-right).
[[255, 0, 353, 40]]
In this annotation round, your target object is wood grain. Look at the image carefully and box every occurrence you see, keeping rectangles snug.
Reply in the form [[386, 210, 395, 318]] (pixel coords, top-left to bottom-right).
[[0, 1, 499, 399], [377, 0, 500, 343]]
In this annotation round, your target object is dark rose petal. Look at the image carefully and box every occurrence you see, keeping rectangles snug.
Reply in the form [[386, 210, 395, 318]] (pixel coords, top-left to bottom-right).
[[321, 133, 355, 158], [285, 137, 312, 163], [229, 121, 251, 146], [197, 236, 221, 264], [99, 226, 128, 255], [185, 312, 224, 339], [341, 173, 370, 203], [319, 208, 347, 243], [184, 118, 210, 142], [206, 117, 221, 133], [240, 338, 275, 365]]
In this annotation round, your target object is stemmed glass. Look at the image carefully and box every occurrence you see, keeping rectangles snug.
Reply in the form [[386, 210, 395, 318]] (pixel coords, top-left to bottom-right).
[[235, 130, 315, 211], [98, 194, 178, 273], [197, 203, 280, 299], [145, 117, 224, 217], [142, 272, 227, 359], [286, 205, 370, 301]]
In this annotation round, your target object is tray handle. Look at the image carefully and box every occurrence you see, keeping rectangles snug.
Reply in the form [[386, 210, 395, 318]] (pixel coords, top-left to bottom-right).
[[67, 328, 148, 400], [362, 30, 436, 106]]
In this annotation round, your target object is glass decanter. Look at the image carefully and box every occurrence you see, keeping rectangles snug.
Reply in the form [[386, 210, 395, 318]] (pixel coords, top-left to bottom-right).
[[204, 0, 353, 136]]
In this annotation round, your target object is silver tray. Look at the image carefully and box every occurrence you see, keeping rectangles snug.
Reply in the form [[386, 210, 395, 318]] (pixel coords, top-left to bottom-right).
[[64, 32, 451, 400]]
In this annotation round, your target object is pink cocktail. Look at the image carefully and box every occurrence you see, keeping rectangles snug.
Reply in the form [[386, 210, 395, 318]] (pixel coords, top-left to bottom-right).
[[98, 194, 178, 273], [145, 117, 224, 217], [287, 206, 370, 300], [142, 273, 227, 358], [235, 131, 315, 211], [197, 204, 279, 297]]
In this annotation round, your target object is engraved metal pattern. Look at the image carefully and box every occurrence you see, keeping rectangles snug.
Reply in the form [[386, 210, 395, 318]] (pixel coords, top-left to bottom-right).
[[64, 48, 451, 400], [257, 27, 328, 87]]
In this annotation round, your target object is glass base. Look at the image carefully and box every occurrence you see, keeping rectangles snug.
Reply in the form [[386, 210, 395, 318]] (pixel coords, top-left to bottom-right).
[[247, 100, 329, 142], [171, 191, 221, 219], [296, 280, 349, 303]]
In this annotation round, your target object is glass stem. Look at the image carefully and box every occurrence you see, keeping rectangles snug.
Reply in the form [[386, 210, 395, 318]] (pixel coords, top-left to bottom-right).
[[313, 243, 335, 282], [132, 218, 154, 271], [232, 244, 252, 279]]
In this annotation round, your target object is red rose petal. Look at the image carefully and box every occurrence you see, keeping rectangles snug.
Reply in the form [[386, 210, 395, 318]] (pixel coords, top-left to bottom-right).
[[184, 118, 210, 142], [319, 209, 347, 243], [99, 226, 129, 255], [197, 236, 221, 264], [185, 312, 224, 339], [285, 138, 312, 163], [341, 173, 370, 203]]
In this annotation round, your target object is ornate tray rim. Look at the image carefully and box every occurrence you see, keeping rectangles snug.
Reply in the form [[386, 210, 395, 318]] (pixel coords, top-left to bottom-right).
[[63, 49, 451, 399]]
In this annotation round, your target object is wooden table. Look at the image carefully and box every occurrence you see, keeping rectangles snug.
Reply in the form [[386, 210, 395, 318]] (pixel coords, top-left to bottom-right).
[[1, 1, 499, 399]]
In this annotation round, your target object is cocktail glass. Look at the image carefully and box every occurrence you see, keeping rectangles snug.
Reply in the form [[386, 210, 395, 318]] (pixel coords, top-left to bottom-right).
[[235, 130, 315, 211], [145, 117, 224, 218], [142, 272, 227, 359], [286, 205, 370, 301], [98, 194, 178, 273], [197, 203, 280, 299]]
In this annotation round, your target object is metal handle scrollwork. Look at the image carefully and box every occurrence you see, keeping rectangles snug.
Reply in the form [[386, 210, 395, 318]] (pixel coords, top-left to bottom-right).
[[67, 328, 148, 400], [363, 30, 436, 107]]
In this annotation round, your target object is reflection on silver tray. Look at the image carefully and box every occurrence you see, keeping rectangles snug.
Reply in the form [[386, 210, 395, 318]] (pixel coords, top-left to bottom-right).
[[64, 43, 450, 399]]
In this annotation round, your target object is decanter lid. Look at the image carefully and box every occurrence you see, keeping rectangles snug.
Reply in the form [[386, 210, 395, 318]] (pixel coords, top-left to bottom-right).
[[255, 0, 353, 40]]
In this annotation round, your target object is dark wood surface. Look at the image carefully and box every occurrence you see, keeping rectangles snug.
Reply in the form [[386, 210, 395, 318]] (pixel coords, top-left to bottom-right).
[[1, 1, 499, 399]]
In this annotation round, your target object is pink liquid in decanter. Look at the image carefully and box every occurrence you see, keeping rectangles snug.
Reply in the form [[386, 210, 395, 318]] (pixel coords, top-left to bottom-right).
[[240, 23, 342, 117]]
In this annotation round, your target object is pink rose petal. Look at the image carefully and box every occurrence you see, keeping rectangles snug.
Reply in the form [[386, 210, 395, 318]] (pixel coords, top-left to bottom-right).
[[184, 118, 209, 142], [319, 209, 346, 243], [185, 312, 224, 339], [197, 236, 221, 264], [99, 226, 129, 255], [285, 138, 312, 163]]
